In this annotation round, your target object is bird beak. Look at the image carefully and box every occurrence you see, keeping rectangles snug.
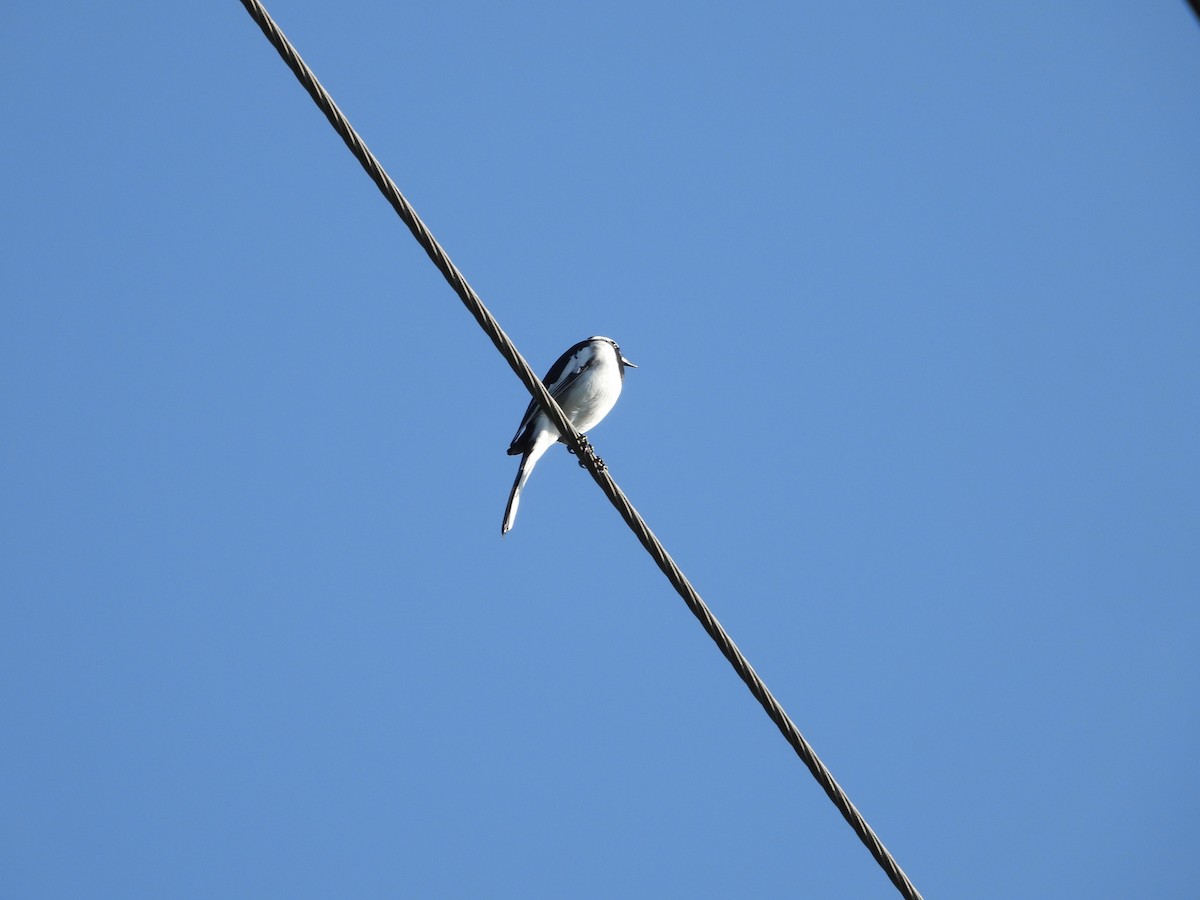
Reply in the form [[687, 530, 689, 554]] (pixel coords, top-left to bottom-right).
[[621, 356, 637, 368]]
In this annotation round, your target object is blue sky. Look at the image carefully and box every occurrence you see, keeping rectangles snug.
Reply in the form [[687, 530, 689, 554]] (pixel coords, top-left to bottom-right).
[[3, 2, 1198, 897]]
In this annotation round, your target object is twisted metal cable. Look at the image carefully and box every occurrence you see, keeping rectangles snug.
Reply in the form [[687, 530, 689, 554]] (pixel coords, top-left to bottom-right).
[[237, 2, 923, 897]]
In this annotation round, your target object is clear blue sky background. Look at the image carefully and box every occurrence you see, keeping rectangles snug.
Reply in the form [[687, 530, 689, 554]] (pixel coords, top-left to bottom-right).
[[3, 3, 1198, 897]]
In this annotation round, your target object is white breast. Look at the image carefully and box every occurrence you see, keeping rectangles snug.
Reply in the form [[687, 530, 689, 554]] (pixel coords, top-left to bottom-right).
[[561, 349, 623, 433]]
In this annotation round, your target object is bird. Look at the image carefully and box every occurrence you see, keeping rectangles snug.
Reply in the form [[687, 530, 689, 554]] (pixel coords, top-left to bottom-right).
[[502, 336, 636, 535]]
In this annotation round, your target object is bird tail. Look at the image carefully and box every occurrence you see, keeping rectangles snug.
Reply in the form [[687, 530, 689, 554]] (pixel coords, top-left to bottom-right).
[[501, 440, 551, 535]]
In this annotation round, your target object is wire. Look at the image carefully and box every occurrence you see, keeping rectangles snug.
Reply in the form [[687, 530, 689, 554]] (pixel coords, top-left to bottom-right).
[[237, 2, 924, 897]]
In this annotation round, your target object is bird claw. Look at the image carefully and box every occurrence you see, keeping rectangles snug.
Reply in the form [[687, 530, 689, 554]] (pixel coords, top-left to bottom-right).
[[568, 436, 604, 470]]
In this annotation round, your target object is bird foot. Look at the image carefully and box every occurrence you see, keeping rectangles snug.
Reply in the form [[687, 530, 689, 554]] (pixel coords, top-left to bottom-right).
[[568, 437, 604, 470]]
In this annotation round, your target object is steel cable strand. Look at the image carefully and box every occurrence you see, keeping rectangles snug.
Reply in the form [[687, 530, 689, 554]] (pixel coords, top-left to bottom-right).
[[238, 2, 922, 897], [589, 472, 917, 896]]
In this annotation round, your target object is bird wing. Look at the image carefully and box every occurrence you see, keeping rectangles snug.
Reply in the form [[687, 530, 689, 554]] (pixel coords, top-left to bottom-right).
[[507, 339, 597, 454]]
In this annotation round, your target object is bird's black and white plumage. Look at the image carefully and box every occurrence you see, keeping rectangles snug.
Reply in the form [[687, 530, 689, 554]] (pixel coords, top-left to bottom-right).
[[502, 336, 636, 535]]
